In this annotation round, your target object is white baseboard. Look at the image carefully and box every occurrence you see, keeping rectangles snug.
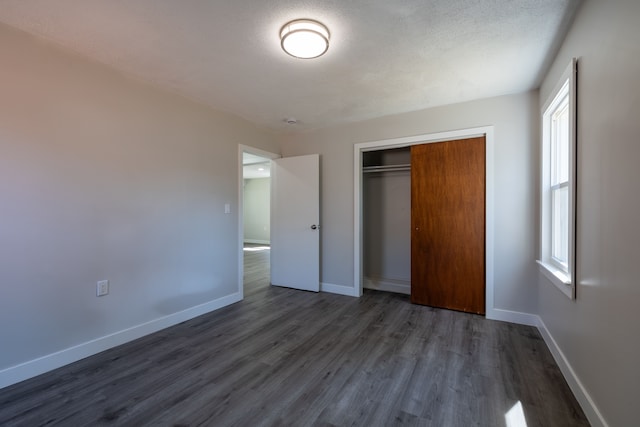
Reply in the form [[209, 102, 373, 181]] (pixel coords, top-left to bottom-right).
[[536, 316, 608, 427], [0, 292, 242, 390], [243, 239, 270, 245], [363, 277, 411, 295], [320, 282, 358, 297], [485, 308, 540, 326]]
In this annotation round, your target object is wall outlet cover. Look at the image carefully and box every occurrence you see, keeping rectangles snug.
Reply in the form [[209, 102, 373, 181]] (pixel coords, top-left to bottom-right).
[[97, 280, 109, 297]]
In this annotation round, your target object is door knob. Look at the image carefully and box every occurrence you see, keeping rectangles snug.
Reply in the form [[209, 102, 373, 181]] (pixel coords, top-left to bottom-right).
[[311, 224, 319, 230]]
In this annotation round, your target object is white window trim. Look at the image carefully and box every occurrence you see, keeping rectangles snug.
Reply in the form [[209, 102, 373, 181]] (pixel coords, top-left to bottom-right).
[[538, 58, 577, 299]]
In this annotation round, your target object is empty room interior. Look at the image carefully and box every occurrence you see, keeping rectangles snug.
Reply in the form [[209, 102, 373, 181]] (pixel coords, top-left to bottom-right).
[[1, 1, 638, 426]]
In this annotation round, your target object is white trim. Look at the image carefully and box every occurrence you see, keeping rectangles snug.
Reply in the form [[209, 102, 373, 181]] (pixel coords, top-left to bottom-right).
[[0, 292, 242, 389], [363, 277, 411, 295], [536, 317, 609, 427], [353, 145, 364, 297], [536, 260, 573, 298], [539, 58, 577, 300], [243, 239, 270, 245], [354, 126, 496, 316], [238, 144, 280, 300], [320, 282, 359, 297], [486, 308, 540, 327], [485, 127, 496, 318]]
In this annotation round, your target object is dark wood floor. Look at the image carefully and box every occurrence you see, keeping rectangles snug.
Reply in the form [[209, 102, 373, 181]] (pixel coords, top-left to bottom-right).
[[0, 245, 589, 426]]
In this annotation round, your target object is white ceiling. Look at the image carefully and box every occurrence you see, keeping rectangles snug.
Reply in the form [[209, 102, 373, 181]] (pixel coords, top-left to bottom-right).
[[0, 0, 581, 131]]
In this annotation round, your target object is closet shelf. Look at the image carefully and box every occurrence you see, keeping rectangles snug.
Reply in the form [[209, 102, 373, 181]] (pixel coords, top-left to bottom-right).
[[362, 164, 411, 173]]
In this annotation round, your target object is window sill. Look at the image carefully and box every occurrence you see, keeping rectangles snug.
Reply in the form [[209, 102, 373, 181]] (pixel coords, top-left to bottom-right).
[[536, 260, 574, 299]]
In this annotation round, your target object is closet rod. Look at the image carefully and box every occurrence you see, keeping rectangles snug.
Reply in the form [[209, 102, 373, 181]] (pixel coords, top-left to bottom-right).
[[362, 164, 411, 173]]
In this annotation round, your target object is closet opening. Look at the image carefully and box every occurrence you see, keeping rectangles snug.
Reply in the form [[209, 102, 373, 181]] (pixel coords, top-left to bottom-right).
[[354, 127, 495, 316], [362, 147, 412, 295]]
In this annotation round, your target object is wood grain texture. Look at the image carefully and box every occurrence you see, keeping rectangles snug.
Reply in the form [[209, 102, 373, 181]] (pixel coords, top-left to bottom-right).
[[0, 245, 588, 426], [411, 137, 486, 314]]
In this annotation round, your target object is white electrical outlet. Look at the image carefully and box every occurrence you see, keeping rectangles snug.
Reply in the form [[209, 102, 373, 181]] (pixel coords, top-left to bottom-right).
[[97, 280, 109, 297]]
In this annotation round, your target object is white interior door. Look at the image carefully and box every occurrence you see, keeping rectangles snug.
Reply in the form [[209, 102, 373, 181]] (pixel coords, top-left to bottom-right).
[[271, 154, 320, 292]]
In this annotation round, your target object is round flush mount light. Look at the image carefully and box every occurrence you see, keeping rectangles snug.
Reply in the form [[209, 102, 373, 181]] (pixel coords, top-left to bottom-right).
[[280, 19, 330, 59]]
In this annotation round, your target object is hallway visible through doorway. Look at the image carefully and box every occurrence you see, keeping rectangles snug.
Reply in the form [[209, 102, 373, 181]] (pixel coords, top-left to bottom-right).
[[243, 243, 270, 295]]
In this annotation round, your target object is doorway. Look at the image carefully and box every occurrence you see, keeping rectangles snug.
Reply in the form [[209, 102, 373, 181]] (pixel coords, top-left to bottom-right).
[[353, 126, 496, 316], [238, 145, 279, 297], [238, 146, 321, 297]]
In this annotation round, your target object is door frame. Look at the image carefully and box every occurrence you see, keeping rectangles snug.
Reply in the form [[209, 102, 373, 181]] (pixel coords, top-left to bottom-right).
[[353, 126, 495, 316], [238, 144, 280, 299]]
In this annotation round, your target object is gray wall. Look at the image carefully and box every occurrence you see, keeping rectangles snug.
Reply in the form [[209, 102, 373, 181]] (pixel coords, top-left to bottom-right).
[[538, 1, 640, 425], [279, 91, 539, 314], [0, 23, 278, 376], [243, 178, 270, 243]]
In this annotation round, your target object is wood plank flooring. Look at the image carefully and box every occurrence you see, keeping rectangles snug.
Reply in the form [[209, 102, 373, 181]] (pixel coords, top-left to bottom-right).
[[0, 245, 589, 426]]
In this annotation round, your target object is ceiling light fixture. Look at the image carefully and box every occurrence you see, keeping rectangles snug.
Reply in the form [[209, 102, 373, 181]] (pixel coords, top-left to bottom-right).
[[280, 19, 330, 59]]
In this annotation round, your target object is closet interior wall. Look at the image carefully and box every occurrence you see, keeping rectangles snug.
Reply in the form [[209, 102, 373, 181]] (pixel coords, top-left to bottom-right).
[[362, 147, 411, 295]]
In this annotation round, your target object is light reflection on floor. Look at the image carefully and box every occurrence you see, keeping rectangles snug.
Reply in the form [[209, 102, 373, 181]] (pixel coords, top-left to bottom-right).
[[505, 401, 528, 427], [243, 246, 270, 252]]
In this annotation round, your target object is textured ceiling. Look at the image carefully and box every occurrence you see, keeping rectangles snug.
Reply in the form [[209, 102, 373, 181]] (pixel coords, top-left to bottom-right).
[[0, 0, 580, 131]]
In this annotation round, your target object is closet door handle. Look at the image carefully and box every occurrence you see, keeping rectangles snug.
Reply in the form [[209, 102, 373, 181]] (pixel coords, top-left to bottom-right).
[[311, 224, 319, 230]]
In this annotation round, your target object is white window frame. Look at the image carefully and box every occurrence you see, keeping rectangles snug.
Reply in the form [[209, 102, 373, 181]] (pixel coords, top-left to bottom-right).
[[538, 58, 577, 299]]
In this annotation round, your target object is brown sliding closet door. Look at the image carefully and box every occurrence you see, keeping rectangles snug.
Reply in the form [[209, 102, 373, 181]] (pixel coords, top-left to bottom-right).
[[411, 137, 485, 314]]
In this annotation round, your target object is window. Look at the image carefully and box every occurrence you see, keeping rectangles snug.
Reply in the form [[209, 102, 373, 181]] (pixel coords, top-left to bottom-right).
[[538, 58, 576, 299]]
